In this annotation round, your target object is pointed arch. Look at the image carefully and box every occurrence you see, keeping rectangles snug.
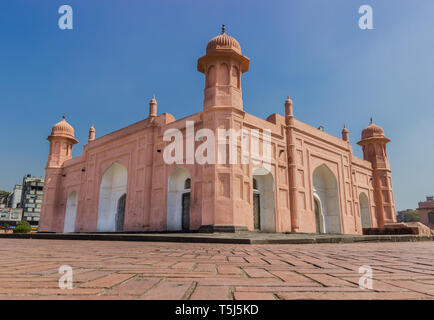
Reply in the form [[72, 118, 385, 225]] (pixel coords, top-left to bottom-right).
[[97, 162, 128, 232], [218, 63, 230, 85], [64, 190, 77, 233], [313, 192, 325, 233], [359, 192, 371, 228], [231, 65, 240, 88], [167, 167, 191, 231], [206, 65, 216, 88], [312, 164, 341, 234], [252, 167, 275, 232]]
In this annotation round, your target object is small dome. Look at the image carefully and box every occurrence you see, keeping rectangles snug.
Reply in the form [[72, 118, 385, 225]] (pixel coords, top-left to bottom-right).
[[361, 120, 385, 140], [206, 25, 241, 55], [51, 116, 75, 139]]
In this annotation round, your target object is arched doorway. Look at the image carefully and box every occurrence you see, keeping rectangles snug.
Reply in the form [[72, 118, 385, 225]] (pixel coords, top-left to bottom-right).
[[312, 164, 341, 234], [359, 192, 371, 228], [167, 168, 191, 231], [64, 191, 77, 233], [97, 163, 128, 232], [252, 167, 275, 232], [313, 193, 325, 233]]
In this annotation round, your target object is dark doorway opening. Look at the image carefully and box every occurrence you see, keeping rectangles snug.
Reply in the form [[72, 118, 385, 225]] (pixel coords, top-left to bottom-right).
[[253, 193, 261, 230], [314, 198, 321, 233], [182, 192, 190, 231], [116, 193, 126, 232]]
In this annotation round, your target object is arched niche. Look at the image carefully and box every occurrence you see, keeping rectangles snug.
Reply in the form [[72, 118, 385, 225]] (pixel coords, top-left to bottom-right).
[[206, 65, 216, 88], [63, 191, 77, 233], [218, 63, 230, 85], [359, 192, 371, 228], [231, 65, 240, 88]]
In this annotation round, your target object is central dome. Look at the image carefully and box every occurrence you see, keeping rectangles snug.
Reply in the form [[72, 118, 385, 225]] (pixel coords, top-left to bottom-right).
[[206, 25, 241, 55]]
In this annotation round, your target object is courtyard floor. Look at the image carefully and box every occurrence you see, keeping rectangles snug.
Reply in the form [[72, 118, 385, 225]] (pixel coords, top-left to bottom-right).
[[0, 239, 432, 300]]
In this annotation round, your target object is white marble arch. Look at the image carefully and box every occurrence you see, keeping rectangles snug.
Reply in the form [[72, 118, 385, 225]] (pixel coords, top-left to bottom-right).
[[313, 192, 325, 233], [97, 162, 128, 232], [359, 192, 371, 228], [252, 167, 276, 232], [64, 190, 77, 233], [312, 164, 341, 234], [167, 167, 191, 231]]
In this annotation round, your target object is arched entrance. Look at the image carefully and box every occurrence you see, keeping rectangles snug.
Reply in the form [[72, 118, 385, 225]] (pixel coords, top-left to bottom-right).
[[97, 163, 128, 232], [64, 191, 77, 233], [359, 192, 371, 228], [313, 193, 325, 233], [252, 167, 275, 232], [167, 168, 191, 231], [312, 164, 341, 234]]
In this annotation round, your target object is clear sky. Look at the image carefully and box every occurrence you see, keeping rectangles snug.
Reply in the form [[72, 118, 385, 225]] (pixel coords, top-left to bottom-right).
[[0, 0, 433, 211]]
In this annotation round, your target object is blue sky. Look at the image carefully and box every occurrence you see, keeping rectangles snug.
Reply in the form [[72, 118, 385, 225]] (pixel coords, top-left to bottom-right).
[[0, 0, 433, 211]]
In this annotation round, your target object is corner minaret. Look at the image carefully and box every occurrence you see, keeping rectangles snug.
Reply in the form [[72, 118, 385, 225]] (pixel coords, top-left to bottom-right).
[[40, 116, 78, 232], [357, 119, 396, 226], [47, 116, 78, 168], [197, 25, 250, 111]]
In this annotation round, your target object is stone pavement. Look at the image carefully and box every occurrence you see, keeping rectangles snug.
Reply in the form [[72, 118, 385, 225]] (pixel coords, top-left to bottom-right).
[[0, 239, 432, 300]]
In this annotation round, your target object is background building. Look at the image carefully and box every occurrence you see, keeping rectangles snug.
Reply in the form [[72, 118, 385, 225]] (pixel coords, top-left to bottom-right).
[[9, 184, 22, 209], [21, 174, 44, 225], [417, 196, 434, 229], [0, 208, 23, 227], [0, 191, 9, 208]]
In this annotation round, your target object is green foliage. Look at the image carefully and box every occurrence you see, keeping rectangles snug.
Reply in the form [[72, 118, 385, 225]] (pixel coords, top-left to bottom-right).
[[397, 209, 420, 222], [13, 221, 32, 233]]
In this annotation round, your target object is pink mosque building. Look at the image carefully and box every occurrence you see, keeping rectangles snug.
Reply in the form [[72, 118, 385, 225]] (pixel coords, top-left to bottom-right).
[[39, 27, 396, 234]]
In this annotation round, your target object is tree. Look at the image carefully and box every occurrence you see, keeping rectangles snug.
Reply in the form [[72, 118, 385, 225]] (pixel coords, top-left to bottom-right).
[[397, 209, 420, 222], [13, 221, 32, 233]]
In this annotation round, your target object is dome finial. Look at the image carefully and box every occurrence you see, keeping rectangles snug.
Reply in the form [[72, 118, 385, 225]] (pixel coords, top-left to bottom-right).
[[62, 114, 66, 120], [221, 24, 225, 34], [370, 117, 373, 124]]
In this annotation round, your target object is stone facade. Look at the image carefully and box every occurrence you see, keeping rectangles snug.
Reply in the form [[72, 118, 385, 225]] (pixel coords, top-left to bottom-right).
[[39, 27, 396, 234], [418, 196, 434, 230]]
